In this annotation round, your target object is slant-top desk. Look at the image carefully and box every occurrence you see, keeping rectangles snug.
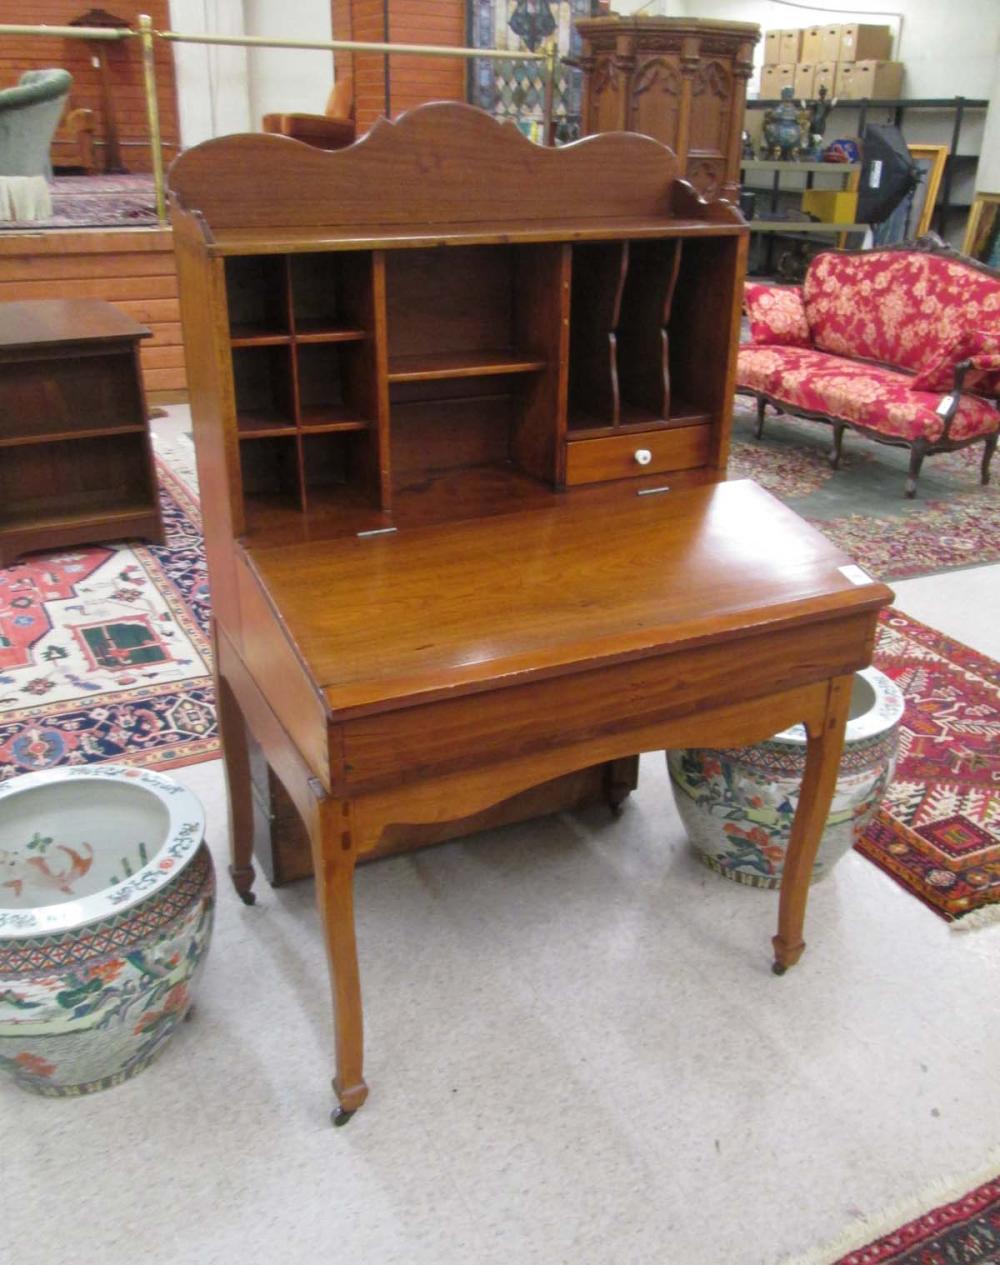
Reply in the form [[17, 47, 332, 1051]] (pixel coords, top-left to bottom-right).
[[169, 104, 892, 1123]]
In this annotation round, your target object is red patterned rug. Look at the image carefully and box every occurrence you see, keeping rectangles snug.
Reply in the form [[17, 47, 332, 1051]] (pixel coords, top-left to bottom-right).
[[829, 1173, 1000, 1264], [863, 611, 1000, 924], [0, 444, 217, 779]]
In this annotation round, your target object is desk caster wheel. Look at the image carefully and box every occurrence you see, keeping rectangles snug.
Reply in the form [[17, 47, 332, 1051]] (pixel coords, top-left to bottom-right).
[[331, 1107, 355, 1127], [772, 961, 787, 976], [229, 863, 257, 905]]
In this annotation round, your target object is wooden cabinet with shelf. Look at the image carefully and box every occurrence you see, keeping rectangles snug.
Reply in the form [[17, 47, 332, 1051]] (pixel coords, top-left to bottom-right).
[[0, 299, 163, 566], [170, 104, 892, 1121]]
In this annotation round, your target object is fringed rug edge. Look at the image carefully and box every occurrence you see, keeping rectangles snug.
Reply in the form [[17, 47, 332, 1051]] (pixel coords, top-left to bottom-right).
[[777, 1151, 1000, 1265]]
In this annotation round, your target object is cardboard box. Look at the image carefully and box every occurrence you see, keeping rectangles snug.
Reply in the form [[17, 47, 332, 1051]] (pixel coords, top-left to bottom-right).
[[819, 25, 842, 62], [779, 29, 802, 64], [834, 62, 854, 97], [801, 26, 823, 61], [762, 64, 795, 97], [764, 30, 781, 65], [814, 62, 838, 96], [839, 23, 892, 63], [794, 63, 817, 98], [801, 189, 859, 223], [839, 60, 904, 99]]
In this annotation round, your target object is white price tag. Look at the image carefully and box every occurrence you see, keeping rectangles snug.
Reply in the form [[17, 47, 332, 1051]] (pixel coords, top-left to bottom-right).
[[936, 394, 956, 417], [869, 159, 883, 188], [839, 564, 874, 586]]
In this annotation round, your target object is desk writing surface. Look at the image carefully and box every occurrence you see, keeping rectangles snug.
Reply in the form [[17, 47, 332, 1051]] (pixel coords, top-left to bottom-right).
[[244, 479, 892, 719]]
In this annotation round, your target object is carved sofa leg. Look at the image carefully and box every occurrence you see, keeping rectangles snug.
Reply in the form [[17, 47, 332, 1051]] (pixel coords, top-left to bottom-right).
[[905, 442, 928, 499], [755, 396, 767, 439], [829, 423, 846, 470], [983, 433, 998, 486]]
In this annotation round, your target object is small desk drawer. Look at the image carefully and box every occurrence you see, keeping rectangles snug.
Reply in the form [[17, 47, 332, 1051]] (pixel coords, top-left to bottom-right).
[[565, 424, 711, 486]]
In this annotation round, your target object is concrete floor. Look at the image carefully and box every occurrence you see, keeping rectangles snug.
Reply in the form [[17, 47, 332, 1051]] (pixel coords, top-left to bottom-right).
[[3, 417, 999, 1265]]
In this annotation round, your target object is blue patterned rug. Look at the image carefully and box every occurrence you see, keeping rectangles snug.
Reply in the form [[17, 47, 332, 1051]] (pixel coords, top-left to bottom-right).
[[0, 449, 216, 779]]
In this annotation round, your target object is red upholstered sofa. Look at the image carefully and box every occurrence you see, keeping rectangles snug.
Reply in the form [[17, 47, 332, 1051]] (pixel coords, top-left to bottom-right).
[[736, 236, 1000, 496]]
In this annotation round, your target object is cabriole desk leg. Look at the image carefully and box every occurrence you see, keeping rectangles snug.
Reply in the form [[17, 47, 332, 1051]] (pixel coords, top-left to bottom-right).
[[307, 794, 369, 1126], [772, 674, 853, 975], [215, 640, 257, 907]]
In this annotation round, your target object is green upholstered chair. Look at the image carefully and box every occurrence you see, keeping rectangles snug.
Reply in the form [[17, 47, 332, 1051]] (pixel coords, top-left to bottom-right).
[[0, 69, 73, 179]]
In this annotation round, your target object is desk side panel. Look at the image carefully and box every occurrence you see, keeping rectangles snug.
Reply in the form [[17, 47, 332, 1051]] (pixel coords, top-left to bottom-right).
[[236, 555, 332, 788], [171, 204, 244, 634]]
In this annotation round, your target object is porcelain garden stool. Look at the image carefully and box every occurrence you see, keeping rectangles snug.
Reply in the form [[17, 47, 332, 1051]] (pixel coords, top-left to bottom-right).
[[0, 765, 213, 1095], [667, 667, 905, 888]]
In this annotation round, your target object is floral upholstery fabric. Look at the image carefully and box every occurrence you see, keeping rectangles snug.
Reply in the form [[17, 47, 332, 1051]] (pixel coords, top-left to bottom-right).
[[737, 345, 999, 444], [743, 283, 811, 347], [802, 249, 1000, 377], [910, 329, 1000, 396]]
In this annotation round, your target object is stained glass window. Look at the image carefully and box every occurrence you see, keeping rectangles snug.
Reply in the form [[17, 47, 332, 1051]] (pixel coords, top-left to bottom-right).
[[468, 1, 594, 143]]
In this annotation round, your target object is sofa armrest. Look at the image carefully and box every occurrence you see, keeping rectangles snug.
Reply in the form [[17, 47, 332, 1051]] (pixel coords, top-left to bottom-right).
[[911, 330, 1000, 396], [743, 283, 811, 348], [935, 360, 998, 442]]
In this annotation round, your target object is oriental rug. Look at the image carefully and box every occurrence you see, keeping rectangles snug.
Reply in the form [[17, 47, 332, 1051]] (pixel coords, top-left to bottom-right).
[[824, 1171, 1000, 1264], [1, 175, 158, 231], [0, 440, 216, 779], [864, 611, 1000, 925], [729, 401, 1000, 581]]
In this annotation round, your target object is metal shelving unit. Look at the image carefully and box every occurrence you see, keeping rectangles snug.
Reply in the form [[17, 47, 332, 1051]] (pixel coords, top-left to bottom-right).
[[744, 97, 988, 236]]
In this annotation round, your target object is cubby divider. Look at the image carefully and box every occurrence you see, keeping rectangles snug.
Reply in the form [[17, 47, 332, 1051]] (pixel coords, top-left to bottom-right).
[[232, 343, 296, 436], [616, 239, 683, 426], [567, 241, 628, 431], [225, 256, 290, 342], [227, 252, 383, 522], [568, 239, 687, 434]]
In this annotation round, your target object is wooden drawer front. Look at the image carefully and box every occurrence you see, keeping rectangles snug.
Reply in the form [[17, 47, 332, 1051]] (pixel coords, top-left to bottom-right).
[[565, 424, 710, 486], [336, 610, 879, 793]]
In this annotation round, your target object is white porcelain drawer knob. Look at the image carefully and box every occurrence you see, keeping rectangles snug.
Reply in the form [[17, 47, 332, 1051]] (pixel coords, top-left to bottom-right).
[[634, 448, 653, 466]]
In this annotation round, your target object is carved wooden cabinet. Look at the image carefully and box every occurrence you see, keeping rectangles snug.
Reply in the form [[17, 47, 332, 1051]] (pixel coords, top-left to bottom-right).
[[576, 17, 760, 204]]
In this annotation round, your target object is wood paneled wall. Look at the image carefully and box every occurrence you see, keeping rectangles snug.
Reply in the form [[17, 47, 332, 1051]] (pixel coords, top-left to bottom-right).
[[0, 1, 179, 171], [331, 0, 466, 130], [0, 231, 185, 398]]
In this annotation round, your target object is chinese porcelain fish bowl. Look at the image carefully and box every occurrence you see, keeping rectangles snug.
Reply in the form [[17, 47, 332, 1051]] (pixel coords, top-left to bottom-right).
[[667, 668, 904, 889], [0, 766, 212, 1095]]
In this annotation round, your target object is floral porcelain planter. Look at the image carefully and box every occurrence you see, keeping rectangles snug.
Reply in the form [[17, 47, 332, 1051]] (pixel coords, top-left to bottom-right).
[[667, 668, 905, 889], [0, 765, 212, 1096]]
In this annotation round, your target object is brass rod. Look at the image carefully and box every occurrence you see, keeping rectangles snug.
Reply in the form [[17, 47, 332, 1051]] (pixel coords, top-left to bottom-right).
[[542, 43, 556, 145], [0, 23, 134, 39], [138, 14, 167, 226], [155, 30, 547, 61]]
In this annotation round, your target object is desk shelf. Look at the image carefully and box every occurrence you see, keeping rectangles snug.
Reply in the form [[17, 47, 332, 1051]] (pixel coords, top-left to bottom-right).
[[387, 350, 547, 382], [213, 231, 741, 532], [179, 110, 746, 546]]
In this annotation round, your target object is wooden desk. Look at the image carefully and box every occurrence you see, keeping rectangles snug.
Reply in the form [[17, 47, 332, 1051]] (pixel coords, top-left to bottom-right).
[[0, 299, 162, 566], [169, 104, 893, 1123]]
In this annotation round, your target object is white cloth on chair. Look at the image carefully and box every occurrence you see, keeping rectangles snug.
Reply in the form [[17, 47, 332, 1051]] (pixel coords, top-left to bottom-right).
[[0, 175, 52, 221]]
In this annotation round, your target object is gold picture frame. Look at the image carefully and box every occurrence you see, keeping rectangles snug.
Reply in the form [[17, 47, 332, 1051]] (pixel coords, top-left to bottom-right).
[[963, 193, 1000, 263], [907, 144, 948, 237]]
